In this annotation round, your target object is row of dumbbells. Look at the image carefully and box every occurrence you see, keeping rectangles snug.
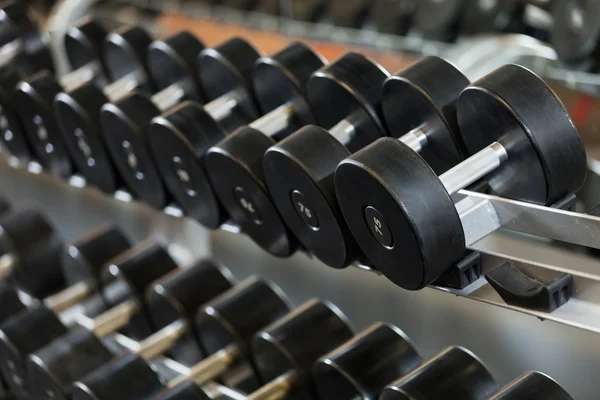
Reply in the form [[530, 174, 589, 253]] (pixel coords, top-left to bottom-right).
[[0, 4, 587, 290], [0, 196, 574, 399]]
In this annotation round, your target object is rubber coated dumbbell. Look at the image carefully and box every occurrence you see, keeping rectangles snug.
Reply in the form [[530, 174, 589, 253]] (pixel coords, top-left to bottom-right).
[[264, 56, 468, 268], [489, 371, 574, 400], [551, 0, 600, 68], [313, 323, 422, 399], [25, 260, 234, 400], [70, 277, 290, 399], [206, 52, 387, 258], [12, 19, 115, 177], [145, 37, 270, 222], [53, 25, 157, 193], [147, 42, 323, 229], [100, 36, 259, 208], [335, 64, 586, 290], [371, 0, 416, 35], [0, 241, 177, 393], [461, 0, 525, 35], [414, 0, 467, 41]]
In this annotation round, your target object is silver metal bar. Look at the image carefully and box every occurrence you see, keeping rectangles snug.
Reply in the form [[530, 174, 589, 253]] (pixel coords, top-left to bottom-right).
[[0, 39, 22, 68], [89, 299, 139, 337], [151, 84, 187, 113], [440, 142, 508, 196], [103, 71, 146, 103], [43, 281, 93, 314], [168, 344, 241, 388], [204, 92, 239, 122], [59, 63, 101, 92], [398, 126, 429, 153], [328, 119, 356, 147], [249, 103, 294, 136], [137, 319, 188, 360], [0, 253, 15, 280], [247, 370, 299, 400]]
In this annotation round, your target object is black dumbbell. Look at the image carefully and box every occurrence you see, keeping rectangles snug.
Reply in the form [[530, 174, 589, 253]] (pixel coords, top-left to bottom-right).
[[53, 25, 155, 193], [206, 52, 385, 258], [99, 36, 260, 209], [380, 346, 499, 399], [25, 259, 234, 400], [0, 209, 64, 298], [489, 371, 574, 400], [551, 0, 600, 68], [264, 56, 468, 268], [286, 0, 329, 21], [70, 277, 290, 400], [329, 0, 372, 28], [335, 64, 587, 290], [371, 0, 417, 35], [147, 42, 322, 229], [245, 299, 354, 400], [414, 0, 467, 41], [0, 241, 177, 393], [12, 19, 113, 178], [461, 0, 525, 35], [314, 322, 422, 399]]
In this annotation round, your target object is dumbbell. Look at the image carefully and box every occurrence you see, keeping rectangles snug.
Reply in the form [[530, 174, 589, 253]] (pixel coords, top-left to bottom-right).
[[0, 241, 177, 393], [99, 36, 261, 209], [69, 277, 291, 400], [264, 56, 468, 268], [335, 64, 587, 290], [147, 42, 323, 229], [53, 25, 156, 193], [205, 52, 387, 258], [380, 346, 499, 399], [551, 0, 600, 68], [314, 322, 422, 399], [329, 0, 372, 28], [371, 0, 416, 35], [461, 0, 525, 35], [25, 259, 234, 400], [11, 19, 114, 178], [489, 371, 574, 400], [414, 0, 467, 41], [285, 0, 329, 22]]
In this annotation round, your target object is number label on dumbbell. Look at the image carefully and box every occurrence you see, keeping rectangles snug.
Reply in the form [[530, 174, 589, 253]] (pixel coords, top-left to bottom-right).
[[364, 206, 394, 248], [234, 187, 263, 224], [291, 190, 319, 229]]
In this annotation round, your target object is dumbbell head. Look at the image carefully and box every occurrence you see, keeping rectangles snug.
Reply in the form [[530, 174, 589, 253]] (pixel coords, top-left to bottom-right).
[[489, 371, 574, 400], [101, 241, 178, 338], [329, 0, 371, 28], [196, 277, 291, 389], [146, 259, 235, 364], [288, 0, 328, 21], [380, 346, 498, 400], [264, 56, 462, 269], [461, 0, 524, 34], [371, 0, 416, 35], [63, 18, 108, 74], [61, 223, 131, 292], [54, 26, 153, 194], [335, 65, 587, 290], [314, 323, 422, 400], [0, 284, 25, 325], [101, 31, 205, 207], [0, 209, 65, 298], [204, 44, 326, 255], [551, 0, 600, 65], [197, 37, 262, 129], [0, 68, 30, 161], [414, 0, 467, 41], [252, 299, 354, 399], [147, 37, 262, 227]]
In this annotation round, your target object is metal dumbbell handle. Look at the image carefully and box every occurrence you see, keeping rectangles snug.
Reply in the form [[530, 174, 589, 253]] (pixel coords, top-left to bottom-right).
[[246, 370, 299, 400], [167, 344, 241, 388]]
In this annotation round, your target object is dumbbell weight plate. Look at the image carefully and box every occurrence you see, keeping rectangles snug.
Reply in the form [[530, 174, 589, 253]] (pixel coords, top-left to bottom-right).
[[288, 0, 328, 21], [414, 0, 467, 41], [372, 0, 416, 35], [461, 0, 524, 34], [0, 68, 30, 161], [329, 0, 371, 28], [551, 0, 600, 64]]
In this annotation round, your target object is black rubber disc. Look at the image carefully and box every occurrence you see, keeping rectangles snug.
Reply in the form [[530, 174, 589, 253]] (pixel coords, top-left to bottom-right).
[[461, 0, 524, 34], [197, 37, 262, 130], [382, 56, 468, 174], [63, 19, 107, 80], [15, 71, 72, 177], [0, 69, 30, 162], [205, 126, 300, 257], [100, 91, 166, 208], [551, 0, 600, 63], [103, 25, 153, 88], [371, 0, 416, 35], [414, 0, 467, 41], [253, 42, 326, 138], [457, 64, 587, 205], [288, 0, 328, 21], [329, 0, 371, 28], [306, 52, 389, 152], [147, 102, 228, 227], [490, 371, 574, 400], [263, 125, 358, 269], [335, 138, 464, 290]]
